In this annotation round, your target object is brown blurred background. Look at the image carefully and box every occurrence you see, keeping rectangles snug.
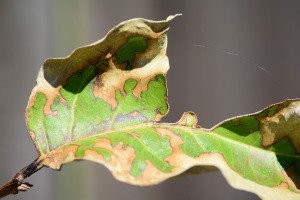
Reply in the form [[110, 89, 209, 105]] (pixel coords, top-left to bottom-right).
[[0, 0, 299, 199]]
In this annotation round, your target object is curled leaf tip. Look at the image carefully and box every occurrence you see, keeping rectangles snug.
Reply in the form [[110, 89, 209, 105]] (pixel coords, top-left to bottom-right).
[[177, 111, 198, 128], [166, 14, 182, 21]]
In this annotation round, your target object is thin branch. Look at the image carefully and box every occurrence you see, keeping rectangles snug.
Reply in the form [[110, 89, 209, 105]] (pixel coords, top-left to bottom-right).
[[0, 159, 42, 199]]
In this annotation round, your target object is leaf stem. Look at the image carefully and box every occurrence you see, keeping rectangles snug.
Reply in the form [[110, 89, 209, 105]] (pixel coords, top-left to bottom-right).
[[0, 158, 43, 199]]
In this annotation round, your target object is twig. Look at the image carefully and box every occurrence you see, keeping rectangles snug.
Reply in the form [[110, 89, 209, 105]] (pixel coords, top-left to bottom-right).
[[0, 159, 42, 199]]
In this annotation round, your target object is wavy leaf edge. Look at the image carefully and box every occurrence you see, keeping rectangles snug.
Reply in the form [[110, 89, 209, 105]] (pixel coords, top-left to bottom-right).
[[23, 15, 300, 200]]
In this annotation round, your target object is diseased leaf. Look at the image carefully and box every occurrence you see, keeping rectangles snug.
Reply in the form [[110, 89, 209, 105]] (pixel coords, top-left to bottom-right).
[[26, 15, 173, 157], [212, 100, 300, 199], [115, 36, 148, 70], [25, 15, 300, 200]]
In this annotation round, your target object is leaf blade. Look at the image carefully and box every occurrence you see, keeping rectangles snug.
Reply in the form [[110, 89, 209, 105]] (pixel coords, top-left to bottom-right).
[[25, 14, 300, 199]]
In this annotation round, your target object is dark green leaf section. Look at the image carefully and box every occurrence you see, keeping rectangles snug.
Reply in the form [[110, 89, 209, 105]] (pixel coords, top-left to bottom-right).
[[61, 60, 109, 93], [214, 116, 261, 146], [115, 36, 148, 70], [27, 65, 168, 155], [267, 138, 298, 169], [168, 125, 291, 189], [256, 102, 280, 118]]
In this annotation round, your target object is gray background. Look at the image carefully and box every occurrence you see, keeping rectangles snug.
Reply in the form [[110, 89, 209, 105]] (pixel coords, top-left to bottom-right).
[[0, 0, 299, 200]]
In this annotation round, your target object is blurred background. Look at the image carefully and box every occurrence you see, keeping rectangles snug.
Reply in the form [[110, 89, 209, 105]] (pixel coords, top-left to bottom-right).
[[0, 0, 299, 199]]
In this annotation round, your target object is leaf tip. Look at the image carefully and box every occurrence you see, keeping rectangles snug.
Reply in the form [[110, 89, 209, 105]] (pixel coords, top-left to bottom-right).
[[166, 14, 182, 21]]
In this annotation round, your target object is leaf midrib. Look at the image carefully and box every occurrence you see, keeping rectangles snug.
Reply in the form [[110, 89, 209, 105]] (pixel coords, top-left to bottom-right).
[[40, 123, 300, 160], [67, 65, 99, 142]]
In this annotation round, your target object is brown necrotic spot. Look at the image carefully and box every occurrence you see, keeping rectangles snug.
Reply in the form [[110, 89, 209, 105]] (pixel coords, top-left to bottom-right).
[[260, 101, 300, 153], [234, 120, 242, 126], [42, 145, 79, 170], [248, 128, 254, 133], [93, 56, 169, 110], [131, 111, 139, 117]]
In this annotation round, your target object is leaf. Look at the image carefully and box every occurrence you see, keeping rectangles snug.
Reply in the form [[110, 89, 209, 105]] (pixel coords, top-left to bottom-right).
[[26, 15, 174, 157], [25, 15, 300, 200], [211, 100, 300, 199]]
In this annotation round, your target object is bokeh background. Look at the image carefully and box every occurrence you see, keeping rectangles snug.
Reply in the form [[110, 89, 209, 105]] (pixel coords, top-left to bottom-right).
[[1, 0, 299, 200]]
